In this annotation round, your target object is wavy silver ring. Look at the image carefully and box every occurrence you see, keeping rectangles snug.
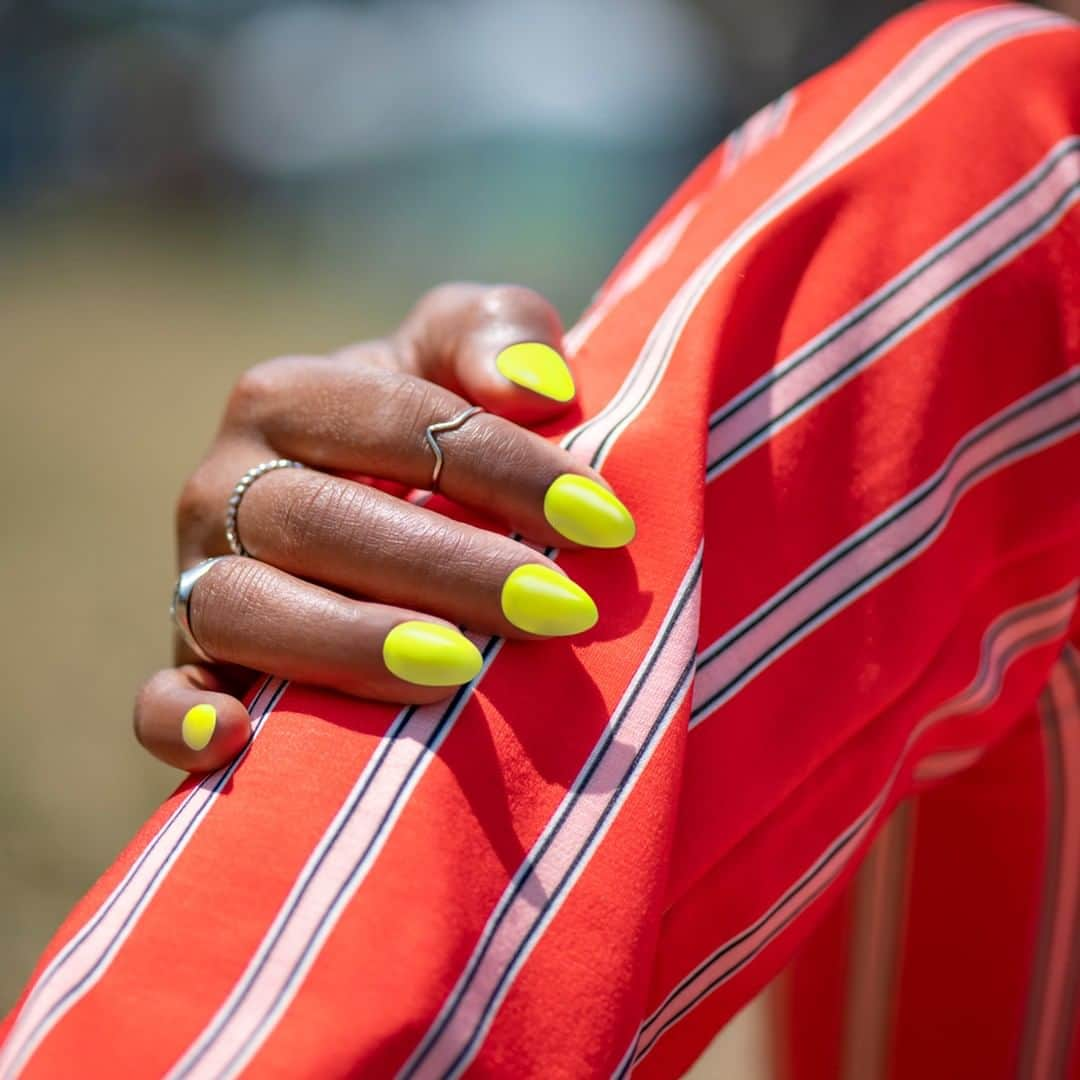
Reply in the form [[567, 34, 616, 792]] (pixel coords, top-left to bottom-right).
[[424, 405, 484, 491], [170, 556, 227, 663], [225, 458, 303, 557]]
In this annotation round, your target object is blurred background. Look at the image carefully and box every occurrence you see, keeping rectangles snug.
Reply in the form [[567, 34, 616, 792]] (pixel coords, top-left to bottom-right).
[[1, 0, 1074, 1064]]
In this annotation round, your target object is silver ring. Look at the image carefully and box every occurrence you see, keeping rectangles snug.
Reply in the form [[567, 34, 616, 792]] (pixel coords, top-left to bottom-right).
[[424, 405, 484, 491], [171, 557, 226, 663], [225, 458, 303, 556]]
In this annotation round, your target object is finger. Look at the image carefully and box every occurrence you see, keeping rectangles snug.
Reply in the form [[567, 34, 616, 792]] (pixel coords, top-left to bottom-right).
[[236, 470, 601, 637], [187, 556, 494, 702], [224, 358, 635, 550], [391, 283, 576, 425], [134, 665, 253, 772]]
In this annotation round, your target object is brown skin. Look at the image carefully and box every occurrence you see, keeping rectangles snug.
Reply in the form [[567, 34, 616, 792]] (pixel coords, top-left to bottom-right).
[[135, 283, 619, 773]]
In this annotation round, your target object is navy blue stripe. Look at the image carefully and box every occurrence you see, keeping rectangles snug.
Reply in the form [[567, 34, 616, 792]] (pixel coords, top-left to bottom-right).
[[402, 557, 702, 1078], [1018, 667, 1066, 1078], [186, 637, 504, 1077], [577, 13, 1063, 468], [693, 398, 1080, 720], [411, 17, 1073, 1074], [443, 653, 698, 1079], [184, 12, 1070, 1073], [26, 672, 271, 987], [697, 365, 1080, 674], [638, 614, 1074, 1064], [647, 593, 1074, 1040], [184, 288, 700, 1071], [1050, 648, 1080, 1079], [708, 168, 1080, 475], [17, 676, 283, 1063], [708, 137, 1079, 434]]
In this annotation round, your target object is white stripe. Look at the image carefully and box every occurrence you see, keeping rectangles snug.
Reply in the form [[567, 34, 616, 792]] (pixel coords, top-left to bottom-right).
[[563, 198, 702, 357], [399, 554, 702, 1080], [381, 11, 1077, 1075], [0, 677, 287, 1078], [566, 7, 1069, 473], [691, 369, 1080, 725], [166, 166, 716, 1079], [914, 608, 1079, 783], [166, 636, 502, 1079], [1031, 650, 1080, 1080], [707, 138, 1080, 477], [797, 6, 1057, 179], [10, 6, 1068, 1075], [632, 583, 1077, 1066]]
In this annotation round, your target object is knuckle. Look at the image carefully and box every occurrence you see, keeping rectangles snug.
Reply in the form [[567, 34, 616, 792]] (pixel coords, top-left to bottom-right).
[[276, 474, 373, 559], [192, 556, 273, 650], [380, 369, 447, 432], [473, 283, 558, 330], [132, 669, 170, 745], [225, 355, 308, 429], [417, 281, 482, 317], [424, 519, 491, 578], [175, 464, 219, 541]]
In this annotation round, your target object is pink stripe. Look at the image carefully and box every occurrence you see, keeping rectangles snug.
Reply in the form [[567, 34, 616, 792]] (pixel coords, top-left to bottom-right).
[[168, 647, 500, 1079], [0, 678, 285, 1080], [396, 15, 1062, 1072], [635, 585, 1076, 1062], [568, 9, 1069, 471], [707, 140, 1080, 474], [692, 372, 1080, 722], [564, 198, 702, 356], [1033, 651, 1080, 1080], [740, 105, 781, 161], [912, 746, 985, 782], [9, 7, 1070, 1078], [404, 562, 701, 1080], [797, 5, 1054, 180]]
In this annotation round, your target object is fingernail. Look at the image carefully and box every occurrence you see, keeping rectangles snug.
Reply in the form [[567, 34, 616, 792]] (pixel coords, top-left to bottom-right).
[[182, 703, 217, 751], [383, 621, 484, 687], [543, 474, 636, 548], [495, 342, 575, 403], [501, 564, 598, 636]]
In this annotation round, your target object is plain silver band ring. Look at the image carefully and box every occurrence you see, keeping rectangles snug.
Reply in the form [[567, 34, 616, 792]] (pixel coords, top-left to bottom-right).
[[425, 405, 484, 491], [225, 458, 303, 557], [171, 556, 227, 663]]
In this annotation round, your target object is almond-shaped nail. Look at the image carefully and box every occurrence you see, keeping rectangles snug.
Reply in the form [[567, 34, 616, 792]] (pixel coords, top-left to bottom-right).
[[383, 621, 483, 687], [182, 703, 217, 751], [501, 564, 598, 636], [495, 342, 576, 402], [543, 473, 635, 548]]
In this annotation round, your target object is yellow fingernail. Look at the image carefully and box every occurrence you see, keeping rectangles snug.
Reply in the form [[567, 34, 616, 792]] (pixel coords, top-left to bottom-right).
[[383, 621, 484, 687], [495, 342, 575, 403], [181, 703, 217, 751], [543, 473, 636, 548], [501, 564, 598, 636]]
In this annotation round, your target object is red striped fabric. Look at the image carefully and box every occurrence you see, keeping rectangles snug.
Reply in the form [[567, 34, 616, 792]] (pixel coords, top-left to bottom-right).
[[2, 3, 1078, 1077]]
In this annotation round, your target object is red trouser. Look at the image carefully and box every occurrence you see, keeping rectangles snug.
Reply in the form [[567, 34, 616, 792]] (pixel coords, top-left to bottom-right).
[[3, 3, 1079, 1077]]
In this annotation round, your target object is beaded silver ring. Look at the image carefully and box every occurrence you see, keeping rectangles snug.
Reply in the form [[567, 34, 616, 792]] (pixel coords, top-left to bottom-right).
[[225, 458, 303, 557]]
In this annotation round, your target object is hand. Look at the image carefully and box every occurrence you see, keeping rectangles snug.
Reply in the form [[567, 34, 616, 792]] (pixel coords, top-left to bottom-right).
[[133, 283, 635, 771]]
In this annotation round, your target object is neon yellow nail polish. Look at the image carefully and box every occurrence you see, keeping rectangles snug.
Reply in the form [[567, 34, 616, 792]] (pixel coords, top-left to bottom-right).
[[182, 703, 217, 751], [383, 621, 483, 687], [495, 342, 576, 403], [543, 474, 636, 548], [501, 564, 598, 636]]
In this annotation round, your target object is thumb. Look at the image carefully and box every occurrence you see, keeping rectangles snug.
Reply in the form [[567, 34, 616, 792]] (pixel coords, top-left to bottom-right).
[[395, 283, 577, 425]]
